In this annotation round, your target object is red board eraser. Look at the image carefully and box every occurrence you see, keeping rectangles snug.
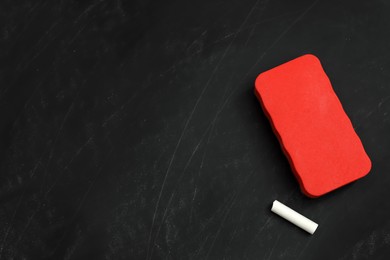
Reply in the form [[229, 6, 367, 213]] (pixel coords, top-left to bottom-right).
[[254, 54, 371, 198]]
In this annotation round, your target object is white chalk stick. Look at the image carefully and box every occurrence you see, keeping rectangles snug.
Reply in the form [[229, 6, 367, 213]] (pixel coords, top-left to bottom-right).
[[271, 200, 318, 234]]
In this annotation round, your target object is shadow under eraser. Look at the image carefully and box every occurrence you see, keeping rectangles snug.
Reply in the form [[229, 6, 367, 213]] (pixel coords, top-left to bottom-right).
[[254, 54, 371, 198]]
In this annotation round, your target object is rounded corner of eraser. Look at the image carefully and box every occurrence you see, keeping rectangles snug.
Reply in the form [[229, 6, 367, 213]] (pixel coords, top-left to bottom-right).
[[254, 54, 372, 198]]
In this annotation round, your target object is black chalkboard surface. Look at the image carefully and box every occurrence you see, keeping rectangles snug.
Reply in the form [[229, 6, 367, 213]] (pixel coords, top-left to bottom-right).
[[0, 0, 389, 259]]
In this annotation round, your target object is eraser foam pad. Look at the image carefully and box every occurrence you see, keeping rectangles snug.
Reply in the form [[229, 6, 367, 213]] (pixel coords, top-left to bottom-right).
[[255, 54, 371, 198]]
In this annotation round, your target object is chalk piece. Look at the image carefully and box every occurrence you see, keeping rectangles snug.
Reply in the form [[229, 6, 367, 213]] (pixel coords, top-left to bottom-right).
[[254, 54, 371, 197], [271, 200, 318, 234]]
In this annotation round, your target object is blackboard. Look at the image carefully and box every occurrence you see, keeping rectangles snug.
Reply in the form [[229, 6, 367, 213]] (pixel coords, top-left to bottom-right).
[[0, 0, 389, 259]]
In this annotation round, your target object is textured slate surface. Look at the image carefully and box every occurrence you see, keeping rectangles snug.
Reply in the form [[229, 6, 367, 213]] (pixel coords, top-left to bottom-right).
[[0, 0, 389, 259]]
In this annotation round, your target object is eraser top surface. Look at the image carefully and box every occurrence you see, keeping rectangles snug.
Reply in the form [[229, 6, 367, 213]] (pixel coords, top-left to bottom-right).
[[255, 54, 371, 197]]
